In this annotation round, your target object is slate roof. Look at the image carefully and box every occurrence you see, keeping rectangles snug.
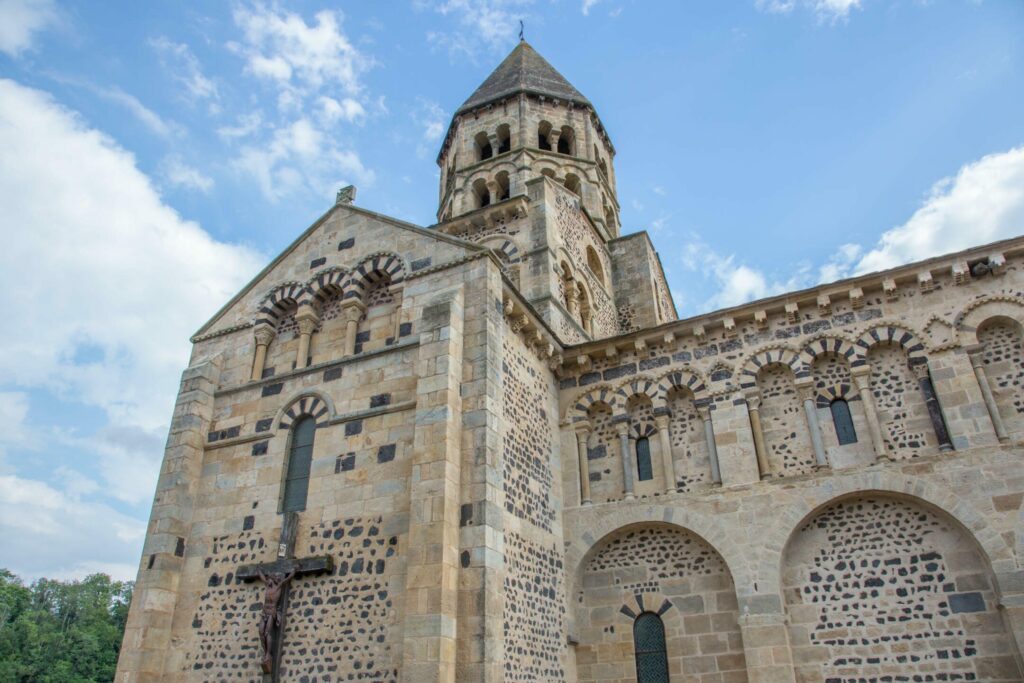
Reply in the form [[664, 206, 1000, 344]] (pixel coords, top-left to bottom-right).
[[456, 40, 591, 115]]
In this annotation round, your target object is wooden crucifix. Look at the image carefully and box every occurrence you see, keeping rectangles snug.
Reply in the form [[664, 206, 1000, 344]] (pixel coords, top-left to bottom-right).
[[237, 511, 333, 682]]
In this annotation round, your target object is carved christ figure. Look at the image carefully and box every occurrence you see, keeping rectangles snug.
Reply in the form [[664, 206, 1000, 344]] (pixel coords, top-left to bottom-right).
[[257, 568, 296, 674]]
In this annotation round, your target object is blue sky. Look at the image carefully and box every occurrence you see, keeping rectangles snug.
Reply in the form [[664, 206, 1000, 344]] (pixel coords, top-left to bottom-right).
[[0, 0, 1022, 581]]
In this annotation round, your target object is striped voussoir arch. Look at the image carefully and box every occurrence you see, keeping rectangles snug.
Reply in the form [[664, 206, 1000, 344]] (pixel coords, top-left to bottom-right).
[[256, 282, 313, 328], [856, 325, 927, 365], [798, 336, 865, 372], [656, 369, 707, 401], [344, 253, 406, 301], [495, 240, 520, 263], [278, 395, 330, 431], [569, 385, 617, 423], [814, 382, 857, 408], [613, 377, 660, 415], [308, 266, 352, 304], [738, 347, 801, 390]]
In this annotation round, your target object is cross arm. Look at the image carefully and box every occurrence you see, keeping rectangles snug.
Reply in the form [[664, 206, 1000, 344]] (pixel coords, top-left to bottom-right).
[[236, 555, 334, 582]]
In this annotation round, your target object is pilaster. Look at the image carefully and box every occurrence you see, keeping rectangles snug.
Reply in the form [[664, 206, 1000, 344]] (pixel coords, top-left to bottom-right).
[[116, 356, 222, 682]]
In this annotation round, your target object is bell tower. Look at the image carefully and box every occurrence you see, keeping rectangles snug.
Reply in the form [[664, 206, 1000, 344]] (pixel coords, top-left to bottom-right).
[[435, 40, 621, 240]]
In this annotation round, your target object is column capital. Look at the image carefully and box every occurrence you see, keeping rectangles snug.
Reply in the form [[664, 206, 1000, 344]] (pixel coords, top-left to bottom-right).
[[615, 422, 630, 437], [742, 389, 761, 406], [964, 343, 987, 367], [296, 316, 319, 336], [654, 414, 670, 429], [794, 376, 816, 400], [340, 299, 366, 323], [850, 366, 872, 390], [696, 404, 712, 421], [573, 423, 592, 437], [254, 324, 276, 346], [910, 360, 931, 380]]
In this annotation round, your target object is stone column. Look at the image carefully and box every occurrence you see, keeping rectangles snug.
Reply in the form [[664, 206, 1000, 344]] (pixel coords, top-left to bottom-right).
[[340, 300, 365, 356], [737, 610, 797, 683], [745, 391, 771, 479], [564, 281, 579, 319], [402, 290, 464, 682], [851, 366, 889, 461], [115, 357, 222, 681], [294, 306, 319, 370], [250, 324, 275, 381], [796, 378, 829, 469], [966, 344, 1009, 442], [616, 422, 635, 500], [575, 427, 592, 505], [547, 129, 561, 152], [697, 404, 722, 485], [654, 414, 677, 494], [912, 361, 954, 452]]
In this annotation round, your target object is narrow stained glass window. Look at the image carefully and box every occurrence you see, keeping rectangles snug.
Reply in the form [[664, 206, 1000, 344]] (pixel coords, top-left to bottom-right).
[[636, 436, 653, 482], [282, 416, 315, 512], [830, 398, 858, 445], [634, 612, 669, 683]]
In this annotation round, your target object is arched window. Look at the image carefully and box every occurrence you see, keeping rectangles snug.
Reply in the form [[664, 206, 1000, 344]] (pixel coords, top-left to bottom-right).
[[538, 121, 552, 151], [496, 171, 510, 201], [474, 132, 492, 161], [830, 398, 857, 445], [586, 245, 605, 286], [564, 173, 581, 197], [472, 178, 490, 208], [633, 612, 669, 682], [497, 124, 511, 154], [282, 416, 316, 512], [558, 125, 574, 155], [635, 436, 653, 481]]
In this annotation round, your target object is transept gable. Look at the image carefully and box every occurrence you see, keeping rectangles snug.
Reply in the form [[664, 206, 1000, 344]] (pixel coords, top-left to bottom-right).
[[192, 202, 485, 340]]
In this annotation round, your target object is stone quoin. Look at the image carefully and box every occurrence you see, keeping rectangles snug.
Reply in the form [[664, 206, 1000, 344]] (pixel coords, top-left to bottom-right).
[[116, 40, 1024, 683]]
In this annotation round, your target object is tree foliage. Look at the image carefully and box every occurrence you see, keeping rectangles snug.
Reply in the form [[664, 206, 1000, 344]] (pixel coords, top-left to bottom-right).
[[0, 568, 132, 682]]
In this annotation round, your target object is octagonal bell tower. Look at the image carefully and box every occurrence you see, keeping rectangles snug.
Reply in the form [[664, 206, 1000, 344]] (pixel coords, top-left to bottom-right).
[[436, 40, 620, 239]]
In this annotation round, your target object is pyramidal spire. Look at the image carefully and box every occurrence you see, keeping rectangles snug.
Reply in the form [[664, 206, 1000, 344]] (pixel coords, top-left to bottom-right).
[[456, 41, 591, 116]]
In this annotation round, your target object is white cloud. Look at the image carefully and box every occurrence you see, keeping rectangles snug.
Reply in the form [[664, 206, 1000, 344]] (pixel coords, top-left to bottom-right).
[[230, 5, 372, 107], [160, 155, 214, 193], [0, 77, 262, 438], [150, 36, 219, 105], [317, 95, 366, 124], [225, 6, 377, 202], [0, 391, 29, 466], [217, 111, 263, 140], [582, 0, 600, 16], [234, 117, 374, 201], [420, 0, 531, 61], [755, 0, 862, 22], [685, 146, 1024, 313], [0, 0, 58, 56], [49, 74, 184, 138], [410, 99, 448, 159], [0, 473, 144, 580], [681, 236, 814, 311], [850, 146, 1024, 275], [0, 78, 264, 579]]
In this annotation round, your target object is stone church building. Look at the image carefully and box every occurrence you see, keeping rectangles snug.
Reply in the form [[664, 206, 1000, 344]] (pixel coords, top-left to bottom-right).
[[117, 41, 1024, 682]]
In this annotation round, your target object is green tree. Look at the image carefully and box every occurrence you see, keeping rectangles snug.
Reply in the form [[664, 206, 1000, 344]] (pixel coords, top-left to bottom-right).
[[0, 569, 132, 683]]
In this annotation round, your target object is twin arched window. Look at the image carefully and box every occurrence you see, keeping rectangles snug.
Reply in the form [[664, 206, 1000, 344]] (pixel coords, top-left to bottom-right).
[[634, 612, 669, 682]]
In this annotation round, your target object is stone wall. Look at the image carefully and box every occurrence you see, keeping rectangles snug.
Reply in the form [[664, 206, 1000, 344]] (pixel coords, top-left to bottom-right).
[[501, 329, 570, 681]]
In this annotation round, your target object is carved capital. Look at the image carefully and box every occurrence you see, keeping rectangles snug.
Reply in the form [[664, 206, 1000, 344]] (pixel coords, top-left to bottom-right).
[[910, 360, 931, 380], [297, 316, 318, 336], [696, 404, 712, 421], [743, 390, 762, 410], [654, 414, 671, 430], [964, 343, 986, 368], [548, 353, 563, 371], [340, 300, 365, 323], [254, 325, 276, 347], [794, 377, 817, 402]]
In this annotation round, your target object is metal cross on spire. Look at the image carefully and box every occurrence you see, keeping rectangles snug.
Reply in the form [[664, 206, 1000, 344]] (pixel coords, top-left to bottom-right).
[[519, 20, 524, 41]]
